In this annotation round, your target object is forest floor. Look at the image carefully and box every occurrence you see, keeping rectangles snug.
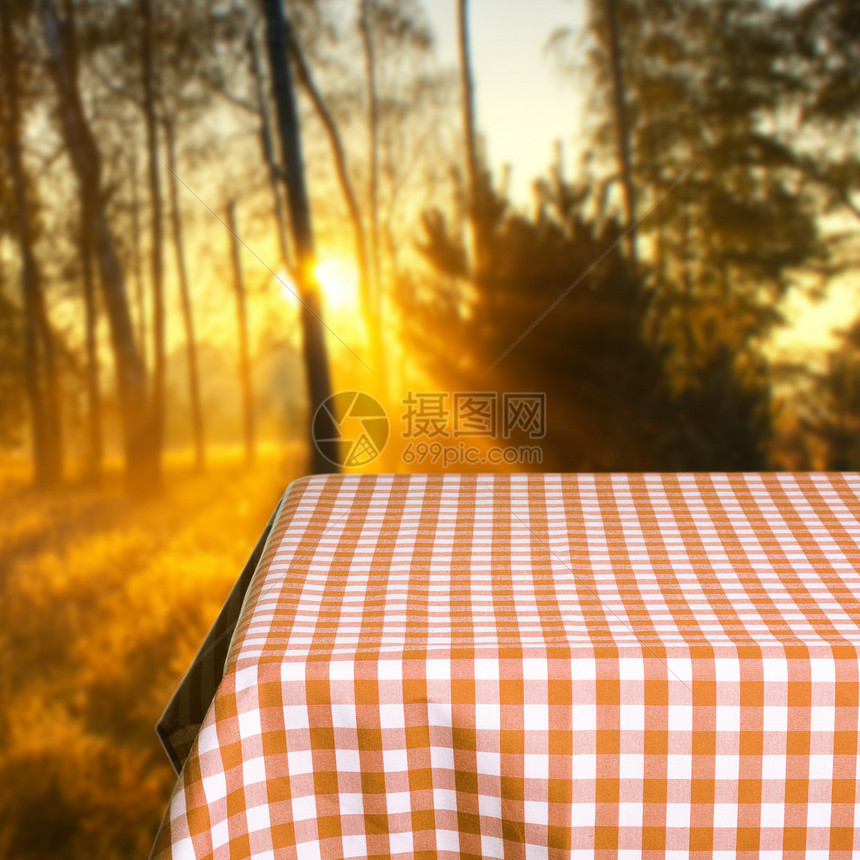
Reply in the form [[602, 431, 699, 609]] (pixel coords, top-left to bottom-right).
[[0, 445, 304, 859]]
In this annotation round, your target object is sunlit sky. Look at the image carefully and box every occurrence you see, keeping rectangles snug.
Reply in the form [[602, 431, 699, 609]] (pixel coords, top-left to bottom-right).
[[422, 0, 853, 361], [424, 0, 584, 206]]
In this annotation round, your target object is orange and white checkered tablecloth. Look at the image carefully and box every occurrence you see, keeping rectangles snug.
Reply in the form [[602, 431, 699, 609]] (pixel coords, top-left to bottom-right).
[[151, 472, 860, 859]]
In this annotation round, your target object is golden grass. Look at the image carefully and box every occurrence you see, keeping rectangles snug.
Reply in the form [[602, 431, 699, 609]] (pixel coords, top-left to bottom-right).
[[0, 445, 305, 859]]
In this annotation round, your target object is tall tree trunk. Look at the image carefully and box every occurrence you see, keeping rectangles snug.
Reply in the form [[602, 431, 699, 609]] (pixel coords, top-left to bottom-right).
[[604, 0, 638, 266], [288, 31, 387, 402], [163, 116, 205, 471], [39, 0, 153, 493], [247, 28, 292, 271], [79, 210, 103, 480], [359, 0, 382, 313], [139, 0, 165, 484], [680, 199, 697, 370], [226, 201, 255, 466], [457, 0, 483, 279], [261, 0, 337, 474], [130, 147, 147, 365], [2, 2, 63, 487], [32, 282, 64, 481]]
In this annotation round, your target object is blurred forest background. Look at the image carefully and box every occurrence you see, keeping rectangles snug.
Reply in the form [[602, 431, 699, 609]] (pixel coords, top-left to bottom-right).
[[1, 0, 858, 855]]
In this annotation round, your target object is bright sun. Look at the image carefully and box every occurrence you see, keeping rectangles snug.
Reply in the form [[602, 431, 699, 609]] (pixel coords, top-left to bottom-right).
[[313, 257, 359, 312]]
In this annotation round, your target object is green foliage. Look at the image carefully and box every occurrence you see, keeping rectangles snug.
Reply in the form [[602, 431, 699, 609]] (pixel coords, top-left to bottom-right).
[[794, 0, 860, 124], [406, 156, 778, 471], [404, 163, 676, 471], [582, 0, 826, 366], [543, 0, 860, 469], [656, 344, 773, 471], [363, 0, 433, 52]]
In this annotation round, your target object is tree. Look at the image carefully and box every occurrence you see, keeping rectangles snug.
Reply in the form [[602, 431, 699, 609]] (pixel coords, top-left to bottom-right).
[[457, 0, 484, 279], [657, 343, 773, 471], [403, 160, 676, 471], [163, 116, 205, 471], [802, 322, 860, 470], [786, 0, 860, 471], [128, 147, 147, 357], [0, 292, 27, 450], [288, 30, 382, 390], [77, 204, 103, 479], [226, 200, 255, 465], [131, 0, 231, 472], [355, 0, 436, 395], [794, 0, 860, 126], [600, 0, 637, 265], [1, 0, 64, 487], [138, 0, 166, 485], [788, 0, 860, 227], [38, 0, 153, 492], [260, 0, 337, 473], [556, 0, 824, 355], [71, 0, 237, 475], [549, 0, 836, 466], [359, 0, 382, 306], [246, 27, 293, 270]]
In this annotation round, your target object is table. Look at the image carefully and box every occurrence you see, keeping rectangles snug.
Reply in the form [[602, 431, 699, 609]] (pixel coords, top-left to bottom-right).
[[151, 472, 860, 859]]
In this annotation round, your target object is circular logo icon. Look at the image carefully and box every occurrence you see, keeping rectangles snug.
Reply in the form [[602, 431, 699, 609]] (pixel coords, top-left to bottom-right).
[[312, 390, 389, 467]]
